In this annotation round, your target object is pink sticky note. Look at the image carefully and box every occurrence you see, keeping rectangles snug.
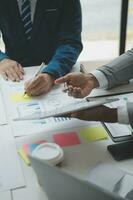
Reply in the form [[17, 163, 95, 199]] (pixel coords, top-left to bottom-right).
[[22, 144, 29, 154], [53, 132, 80, 147], [22, 140, 47, 155]]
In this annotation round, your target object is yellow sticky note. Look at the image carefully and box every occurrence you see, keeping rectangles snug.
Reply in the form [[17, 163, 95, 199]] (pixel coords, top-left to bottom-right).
[[10, 92, 31, 102], [80, 127, 108, 142], [18, 148, 31, 166]]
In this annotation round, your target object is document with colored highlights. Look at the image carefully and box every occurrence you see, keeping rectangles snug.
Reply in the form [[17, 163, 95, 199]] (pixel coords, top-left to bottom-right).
[[0, 69, 44, 120], [13, 97, 119, 121], [0, 70, 106, 137], [0, 66, 117, 141], [0, 71, 118, 122], [10, 92, 31, 103]]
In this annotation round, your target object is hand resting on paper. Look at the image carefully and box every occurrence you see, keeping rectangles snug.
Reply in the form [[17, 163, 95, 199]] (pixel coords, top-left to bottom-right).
[[60, 105, 118, 123], [0, 58, 24, 81]]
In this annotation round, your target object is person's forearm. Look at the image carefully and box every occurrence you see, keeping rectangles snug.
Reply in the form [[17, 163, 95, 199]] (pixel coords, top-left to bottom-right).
[[41, 0, 82, 78], [98, 48, 133, 89], [71, 106, 118, 123], [103, 104, 131, 125], [93, 107, 118, 123], [41, 43, 82, 78]]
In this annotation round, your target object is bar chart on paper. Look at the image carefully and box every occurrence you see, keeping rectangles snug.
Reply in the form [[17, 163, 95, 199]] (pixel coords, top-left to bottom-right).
[[0, 75, 109, 137]]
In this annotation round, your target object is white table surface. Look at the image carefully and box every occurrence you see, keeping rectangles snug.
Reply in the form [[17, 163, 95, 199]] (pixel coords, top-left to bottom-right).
[[12, 135, 133, 200], [0, 66, 133, 200]]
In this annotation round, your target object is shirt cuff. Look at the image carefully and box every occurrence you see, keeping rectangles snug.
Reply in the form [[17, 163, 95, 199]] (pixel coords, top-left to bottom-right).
[[117, 105, 129, 124], [90, 70, 108, 89], [0, 52, 9, 61]]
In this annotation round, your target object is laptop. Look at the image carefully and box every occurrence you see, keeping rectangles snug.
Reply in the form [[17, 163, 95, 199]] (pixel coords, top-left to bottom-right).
[[29, 156, 126, 200]]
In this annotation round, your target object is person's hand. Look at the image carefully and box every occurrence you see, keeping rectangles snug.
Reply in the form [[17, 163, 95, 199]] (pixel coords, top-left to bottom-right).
[[55, 72, 99, 98], [66, 106, 117, 123], [24, 73, 55, 96], [0, 58, 24, 81]]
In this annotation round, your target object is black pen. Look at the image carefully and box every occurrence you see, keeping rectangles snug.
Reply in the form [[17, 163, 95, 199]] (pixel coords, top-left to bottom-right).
[[23, 62, 46, 96]]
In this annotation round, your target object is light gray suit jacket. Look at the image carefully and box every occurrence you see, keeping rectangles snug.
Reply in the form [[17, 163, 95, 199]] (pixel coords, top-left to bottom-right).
[[97, 48, 133, 125]]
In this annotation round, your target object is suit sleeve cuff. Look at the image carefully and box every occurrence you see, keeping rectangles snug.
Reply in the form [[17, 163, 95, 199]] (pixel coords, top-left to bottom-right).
[[117, 105, 129, 124], [90, 70, 108, 89], [0, 52, 9, 61], [41, 61, 62, 79]]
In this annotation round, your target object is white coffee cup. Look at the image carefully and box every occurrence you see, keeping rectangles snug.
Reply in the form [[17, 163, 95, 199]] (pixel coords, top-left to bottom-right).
[[32, 143, 64, 166]]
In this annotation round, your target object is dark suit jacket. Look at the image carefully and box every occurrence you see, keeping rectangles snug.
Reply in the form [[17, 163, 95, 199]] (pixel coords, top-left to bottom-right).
[[0, 0, 82, 78]]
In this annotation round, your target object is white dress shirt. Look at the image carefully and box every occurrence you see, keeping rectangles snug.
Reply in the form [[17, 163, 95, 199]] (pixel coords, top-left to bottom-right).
[[91, 70, 129, 124]]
